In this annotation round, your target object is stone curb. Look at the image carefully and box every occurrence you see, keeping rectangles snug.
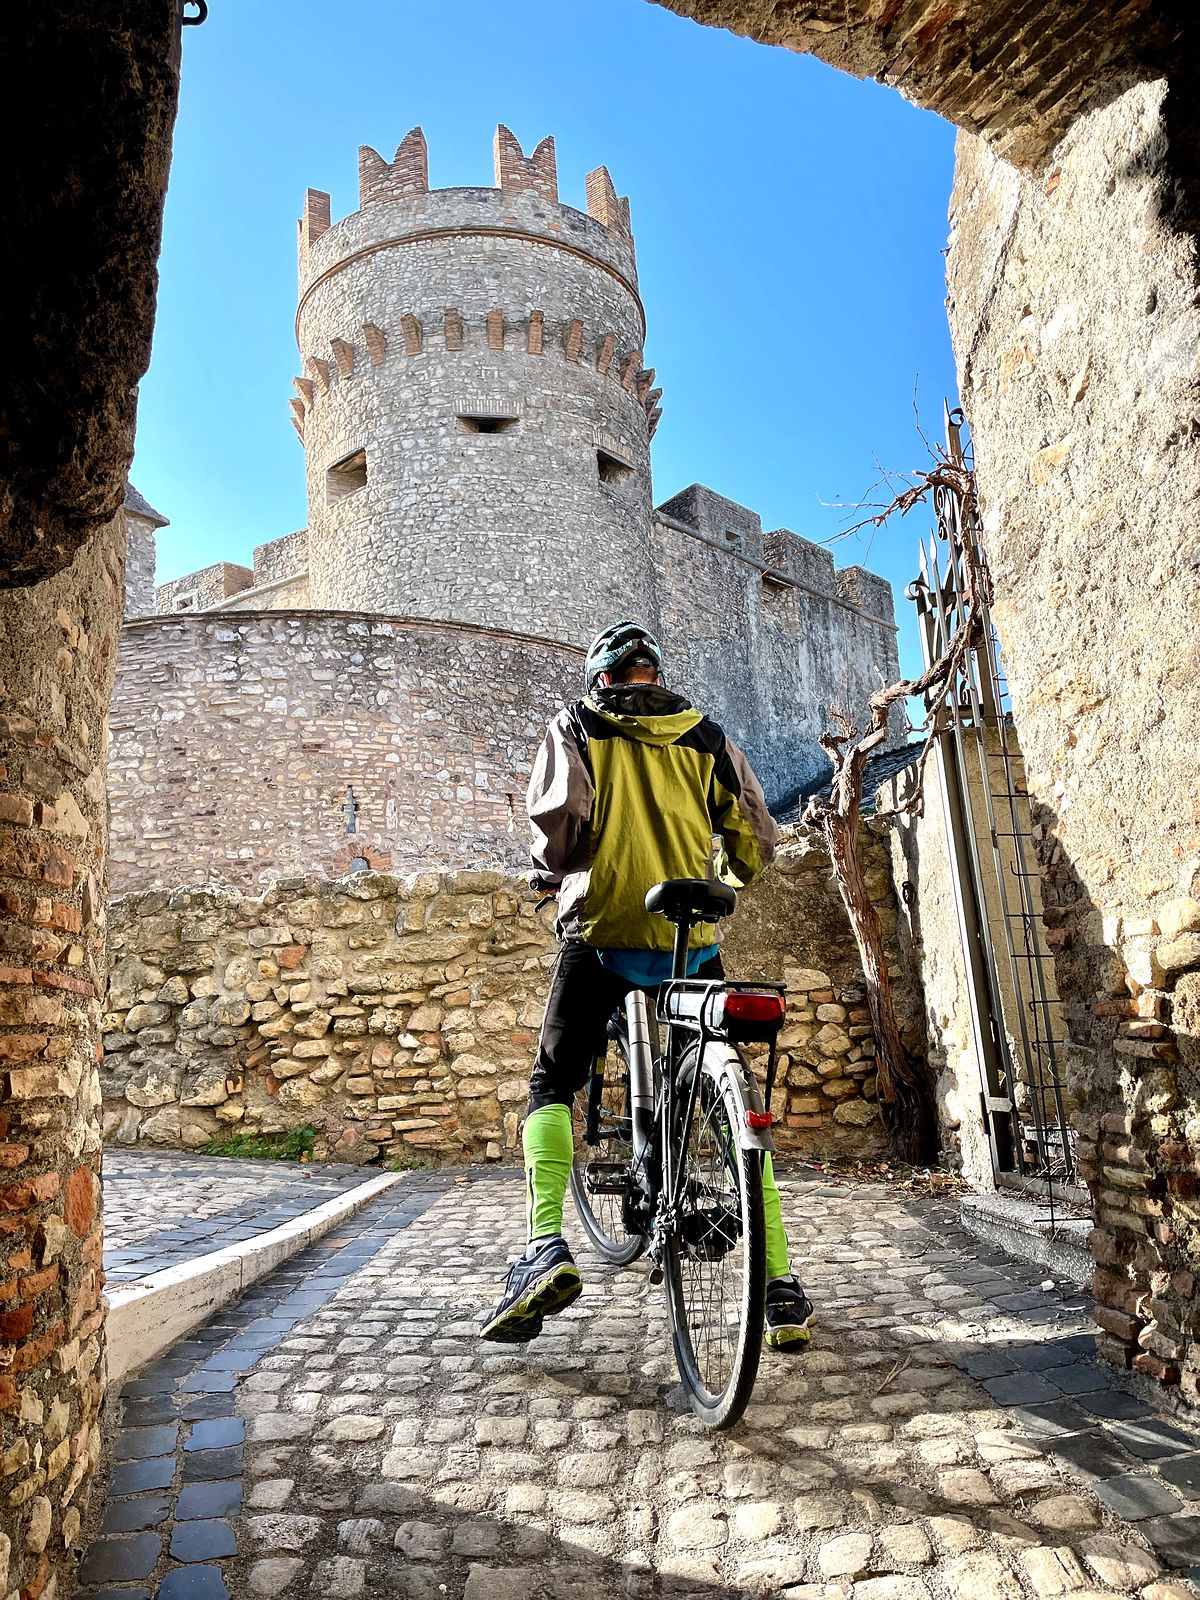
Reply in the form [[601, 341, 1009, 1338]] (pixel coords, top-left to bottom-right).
[[103, 1170, 404, 1386]]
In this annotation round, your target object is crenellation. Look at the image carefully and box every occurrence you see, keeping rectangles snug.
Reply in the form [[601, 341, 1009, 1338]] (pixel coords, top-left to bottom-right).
[[493, 125, 558, 204], [585, 165, 634, 252], [298, 188, 331, 267], [289, 398, 305, 438], [764, 528, 837, 596], [597, 332, 615, 375], [358, 126, 429, 208], [294, 375, 314, 407], [307, 355, 330, 393]]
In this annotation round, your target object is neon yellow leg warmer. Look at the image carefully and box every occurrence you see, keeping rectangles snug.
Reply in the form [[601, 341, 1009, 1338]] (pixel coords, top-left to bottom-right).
[[762, 1153, 791, 1281], [523, 1104, 574, 1240]]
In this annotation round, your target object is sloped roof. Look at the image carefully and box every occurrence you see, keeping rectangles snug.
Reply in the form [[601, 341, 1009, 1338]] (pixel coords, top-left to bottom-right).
[[771, 739, 925, 824], [123, 482, 169, 528]]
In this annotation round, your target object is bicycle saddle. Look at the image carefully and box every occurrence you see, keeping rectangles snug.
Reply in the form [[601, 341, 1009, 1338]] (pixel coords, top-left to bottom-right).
[[645, 878, 736, 924]]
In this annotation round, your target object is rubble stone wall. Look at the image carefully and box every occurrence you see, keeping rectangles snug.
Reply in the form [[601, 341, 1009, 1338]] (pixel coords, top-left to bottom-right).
[[0, 516, 124, 1595], [948, 83, 1200, 1400], [100, 830, 906, 1165], [107, 612, 581, 893]]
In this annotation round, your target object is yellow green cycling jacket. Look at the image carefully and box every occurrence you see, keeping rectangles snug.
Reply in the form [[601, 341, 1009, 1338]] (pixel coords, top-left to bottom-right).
[[527, 683, 778, 950]]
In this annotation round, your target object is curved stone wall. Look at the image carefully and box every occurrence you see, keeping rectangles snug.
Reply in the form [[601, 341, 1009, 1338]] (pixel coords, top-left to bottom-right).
[[295, 179, 657, 646], [108, 611, 581, 893]]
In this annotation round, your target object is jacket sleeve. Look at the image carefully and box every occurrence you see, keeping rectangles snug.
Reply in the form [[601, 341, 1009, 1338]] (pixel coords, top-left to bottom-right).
[[710, 734, 778, 887], [527, 709, 594, 881]]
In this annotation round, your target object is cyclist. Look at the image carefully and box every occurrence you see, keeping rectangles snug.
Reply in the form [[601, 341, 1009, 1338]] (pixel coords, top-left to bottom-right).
[[481, 620, 814, 1351]]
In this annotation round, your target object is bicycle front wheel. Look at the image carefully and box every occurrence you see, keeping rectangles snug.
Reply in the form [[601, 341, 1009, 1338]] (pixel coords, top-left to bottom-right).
[[569, 1033, 644, 1266], [664, 1043, 765, 1429]]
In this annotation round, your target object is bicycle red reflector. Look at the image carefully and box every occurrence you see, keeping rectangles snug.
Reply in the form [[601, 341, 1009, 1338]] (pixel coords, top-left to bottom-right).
[[746, 1110, 773, 1129], [721, 993, 785, 1024]]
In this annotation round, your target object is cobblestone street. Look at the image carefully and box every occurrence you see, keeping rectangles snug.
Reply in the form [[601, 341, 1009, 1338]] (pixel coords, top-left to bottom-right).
[[85, 1169, 1200, 1599]]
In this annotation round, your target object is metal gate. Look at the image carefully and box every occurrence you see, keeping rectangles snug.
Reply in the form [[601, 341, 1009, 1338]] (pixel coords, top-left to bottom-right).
[[908, 409, 1083, 1210]]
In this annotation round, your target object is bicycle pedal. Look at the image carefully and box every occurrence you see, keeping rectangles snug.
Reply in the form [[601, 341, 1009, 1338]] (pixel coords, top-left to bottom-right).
[[585, 1160, 628, 1195]]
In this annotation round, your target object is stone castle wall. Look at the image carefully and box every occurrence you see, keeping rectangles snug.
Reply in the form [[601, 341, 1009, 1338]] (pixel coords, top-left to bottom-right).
[[948, 83, 1200, 1398], [108, 612, 580, 893], [295, 139, 658, 647], [653, 489, 900, 808], [123, 510, 158, 620], [99, 829, 902, 1165]]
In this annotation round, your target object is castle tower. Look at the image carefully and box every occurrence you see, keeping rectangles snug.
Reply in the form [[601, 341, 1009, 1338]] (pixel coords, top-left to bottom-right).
[[292, 126, 661, 647]]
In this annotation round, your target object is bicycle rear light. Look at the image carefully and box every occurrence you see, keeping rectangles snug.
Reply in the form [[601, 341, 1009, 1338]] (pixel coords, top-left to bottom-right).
[[718, 990, 785, 1042], [746, 1110, 773, 1129], [720, 993, 785, 1025]]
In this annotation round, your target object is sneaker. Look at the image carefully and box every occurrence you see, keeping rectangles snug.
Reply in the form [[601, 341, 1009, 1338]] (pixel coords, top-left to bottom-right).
[[479, 1235, 583, 1344], [765, 1274, 814, 1351]]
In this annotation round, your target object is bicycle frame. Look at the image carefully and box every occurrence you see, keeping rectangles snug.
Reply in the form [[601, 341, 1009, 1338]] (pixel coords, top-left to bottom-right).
[[621, 972, 779, 1252]]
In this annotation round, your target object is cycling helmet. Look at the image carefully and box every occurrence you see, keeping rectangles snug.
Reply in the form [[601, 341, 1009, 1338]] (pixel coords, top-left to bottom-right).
[[584, 621, 663, 692]]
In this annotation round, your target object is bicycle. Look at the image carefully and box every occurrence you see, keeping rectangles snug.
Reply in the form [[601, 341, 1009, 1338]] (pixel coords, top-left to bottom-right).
[[568, 877, 786, 1430]]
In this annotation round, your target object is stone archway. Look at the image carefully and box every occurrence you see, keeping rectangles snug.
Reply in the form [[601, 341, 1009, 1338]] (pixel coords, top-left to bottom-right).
[[2, 1, 1198, 1591]]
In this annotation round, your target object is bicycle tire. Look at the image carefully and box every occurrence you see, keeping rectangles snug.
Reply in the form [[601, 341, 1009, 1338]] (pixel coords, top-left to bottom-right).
[[569, 1032, 644, 1266], [663, 1041, 765, 1429]]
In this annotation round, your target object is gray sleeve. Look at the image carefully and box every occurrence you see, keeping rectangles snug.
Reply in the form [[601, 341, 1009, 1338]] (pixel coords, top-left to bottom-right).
[[527, 710, 594, 879], [724, 736, 778, 874]]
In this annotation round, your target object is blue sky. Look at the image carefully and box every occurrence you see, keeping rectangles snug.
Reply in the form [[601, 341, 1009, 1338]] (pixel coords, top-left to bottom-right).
[[136, 0, 958, 681]]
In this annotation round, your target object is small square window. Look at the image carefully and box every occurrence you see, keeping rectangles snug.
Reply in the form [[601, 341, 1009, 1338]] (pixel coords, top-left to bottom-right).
[[458, 414, 518, 434], [597, 447, 634, 486], [172, 591, 199, 613], [326, 448, 368, 504], [724, 529, 742, 549]]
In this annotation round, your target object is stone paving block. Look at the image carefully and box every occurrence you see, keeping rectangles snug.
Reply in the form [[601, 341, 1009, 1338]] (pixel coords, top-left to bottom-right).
[[1158, 1452, 1200, 1499], [109, 1457, 175, 1496], [181, 1445, 243, 1482], [1108, 1418, 1200, 1460], [1094, 1474, 1185, 1521], [1045, 1363, 1109, 1395], [1076, 1388, 1155, 1421], [113, 1425, 179, 1461], [78, 1534, 161, 1585], [1139, 1516, 1200, 1567], [1049, 1428, 1137, 1479], [982, 1373, 1061, 1406], [175, 1480, 244, 1521], [156, 1566, 232, 1599], [100, 1493, 172, 1534], [169, 1519, 239, 1561], [186, 1418, 245, 1451]]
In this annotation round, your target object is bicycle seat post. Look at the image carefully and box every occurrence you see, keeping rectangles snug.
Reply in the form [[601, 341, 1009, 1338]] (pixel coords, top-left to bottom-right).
[[670, 912, 691, 983]]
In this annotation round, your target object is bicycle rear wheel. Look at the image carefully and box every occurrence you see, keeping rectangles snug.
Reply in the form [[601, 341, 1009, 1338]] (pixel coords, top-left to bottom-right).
[[569, 1032, 644, 1266], [664, 1043, 765, 1429]]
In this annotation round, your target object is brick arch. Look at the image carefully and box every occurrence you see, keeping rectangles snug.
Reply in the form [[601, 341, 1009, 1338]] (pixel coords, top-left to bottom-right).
[[650, 0, 1182, 168]]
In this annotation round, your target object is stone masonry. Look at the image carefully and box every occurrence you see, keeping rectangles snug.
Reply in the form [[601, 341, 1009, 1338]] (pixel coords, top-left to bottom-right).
[[945, 83, 1200, 1405], [0, 514, 125, 1598], [98, 828, 905, 1167]]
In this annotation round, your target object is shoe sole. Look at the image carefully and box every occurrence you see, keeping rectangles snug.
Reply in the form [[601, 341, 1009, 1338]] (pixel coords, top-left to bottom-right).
[[479, 1263, 583, 1344], [765, 1319, 813, 1352]]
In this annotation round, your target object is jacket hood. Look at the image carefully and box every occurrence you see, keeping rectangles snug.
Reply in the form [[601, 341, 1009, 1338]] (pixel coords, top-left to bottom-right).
[[584, 684, 703, 746]]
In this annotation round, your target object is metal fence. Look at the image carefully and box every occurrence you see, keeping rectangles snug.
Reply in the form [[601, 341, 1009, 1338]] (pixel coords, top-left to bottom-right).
[[908, 409, 1083, 1214]]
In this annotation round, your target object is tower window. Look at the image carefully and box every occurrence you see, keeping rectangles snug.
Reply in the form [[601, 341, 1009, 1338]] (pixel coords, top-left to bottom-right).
[[597, 447, 634, 486], [326, 449, 368, 504], [172, 591, 199, 613], [724, 529, 742, 549], [458, 413, 518, 434]]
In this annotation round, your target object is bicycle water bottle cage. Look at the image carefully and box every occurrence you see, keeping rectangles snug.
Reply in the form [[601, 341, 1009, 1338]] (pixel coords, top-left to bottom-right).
[[645, 878, 736, 925]]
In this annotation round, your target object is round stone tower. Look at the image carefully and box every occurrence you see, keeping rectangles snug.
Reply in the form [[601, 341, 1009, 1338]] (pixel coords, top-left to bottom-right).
[[292, 126, 663, 648]]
